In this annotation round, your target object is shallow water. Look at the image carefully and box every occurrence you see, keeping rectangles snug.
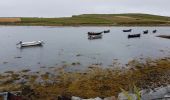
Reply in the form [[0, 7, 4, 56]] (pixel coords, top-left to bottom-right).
[[0, 26, 170, 72]]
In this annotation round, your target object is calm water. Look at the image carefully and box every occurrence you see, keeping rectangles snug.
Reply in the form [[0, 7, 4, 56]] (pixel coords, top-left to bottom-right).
[[0, 26, 170, 72]]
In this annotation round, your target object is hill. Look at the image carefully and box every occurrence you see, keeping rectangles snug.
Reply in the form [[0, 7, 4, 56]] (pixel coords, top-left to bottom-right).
[[1, 13, 170, 26]]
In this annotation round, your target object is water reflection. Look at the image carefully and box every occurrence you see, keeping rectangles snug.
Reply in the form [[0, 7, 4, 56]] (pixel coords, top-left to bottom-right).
[[88, 34, 103, 40]]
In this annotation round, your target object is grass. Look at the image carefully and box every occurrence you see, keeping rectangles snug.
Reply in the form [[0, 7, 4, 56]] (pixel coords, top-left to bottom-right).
[[1, 13, 170, 26]]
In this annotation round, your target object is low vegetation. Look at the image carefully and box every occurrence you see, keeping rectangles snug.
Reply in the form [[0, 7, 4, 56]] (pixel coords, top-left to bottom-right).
[[1, 13, 170, 26]]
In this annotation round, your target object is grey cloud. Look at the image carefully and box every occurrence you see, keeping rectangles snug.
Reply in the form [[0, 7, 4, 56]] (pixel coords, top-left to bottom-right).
[[0, 0, 169, 17]]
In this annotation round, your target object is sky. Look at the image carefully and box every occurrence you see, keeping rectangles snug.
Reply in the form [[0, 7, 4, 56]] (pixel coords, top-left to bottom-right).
[[0, 0, 169, 17]]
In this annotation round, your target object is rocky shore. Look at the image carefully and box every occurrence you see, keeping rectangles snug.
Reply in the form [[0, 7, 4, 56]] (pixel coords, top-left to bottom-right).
[[0, 57, 170, 99]]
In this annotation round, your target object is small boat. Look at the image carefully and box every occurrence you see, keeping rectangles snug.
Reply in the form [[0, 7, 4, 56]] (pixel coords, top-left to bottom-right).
[[103, 30, 110, 33], [153, 30, 157, 33], [17, 41, 44, 48], [143, 30, 149, 34], [128, 34, 141, 38], [123, 29, 132, 32], [87, 32, 103, 35], [88, 34, 102, 40]]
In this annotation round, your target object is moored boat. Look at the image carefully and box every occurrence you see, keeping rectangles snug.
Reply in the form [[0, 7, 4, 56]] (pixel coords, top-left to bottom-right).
[[87, 32, 103, 35], [123, 29, 132, 32], [153, 30, 157, 33], [103, 30, 110, 33], [17, 41, 44, 48], [128, 34, 141, 38], [143, 30, 149, 34]]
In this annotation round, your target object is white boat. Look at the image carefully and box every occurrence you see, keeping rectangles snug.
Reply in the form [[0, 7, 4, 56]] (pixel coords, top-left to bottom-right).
[[17, 41, 44, 47]]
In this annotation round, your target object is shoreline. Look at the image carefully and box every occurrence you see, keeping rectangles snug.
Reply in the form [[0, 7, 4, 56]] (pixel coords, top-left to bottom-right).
[[0, 57, 170, 99], [1, 13, 170, 27], [1, 24, 170, 27]]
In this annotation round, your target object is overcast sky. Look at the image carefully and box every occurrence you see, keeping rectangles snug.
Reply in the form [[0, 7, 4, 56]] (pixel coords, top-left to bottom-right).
[[0, 0, 169, 17]]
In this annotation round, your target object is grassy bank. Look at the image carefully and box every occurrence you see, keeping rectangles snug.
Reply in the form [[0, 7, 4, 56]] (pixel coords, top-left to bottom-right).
[[1, 13, 170, 26], [0, 57, 170, 99]]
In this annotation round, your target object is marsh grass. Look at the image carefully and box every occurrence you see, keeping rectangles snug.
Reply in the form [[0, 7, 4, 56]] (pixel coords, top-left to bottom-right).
[[120, 85, 141, 100]]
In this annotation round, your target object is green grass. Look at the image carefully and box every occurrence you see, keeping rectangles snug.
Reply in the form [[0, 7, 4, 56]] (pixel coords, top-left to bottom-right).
[[1, 13, 170, 26]]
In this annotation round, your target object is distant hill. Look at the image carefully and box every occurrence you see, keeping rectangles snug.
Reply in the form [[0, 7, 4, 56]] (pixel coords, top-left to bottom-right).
[[1, 13, 170, 26]]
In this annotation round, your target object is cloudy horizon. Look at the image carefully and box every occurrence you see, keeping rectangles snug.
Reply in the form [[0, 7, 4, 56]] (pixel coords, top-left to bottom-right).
[[0, 0, 170, 17]]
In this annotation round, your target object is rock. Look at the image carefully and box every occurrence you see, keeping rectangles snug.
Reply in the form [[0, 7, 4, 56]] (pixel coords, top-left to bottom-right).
[[82, 97, 102, 100], [118, 92, 137, 100], [3, 62, 8, 64], [15, 78, 27, 84], [126, 45, 131, 47], [160, 50, 164, 52], [76, 54, 82, 57], [167, 85, 170, 92], [72, 96, 82, 100], [104, 96, 116, 100], [58, 95, 71, 100], [94, 97, 102, 100], [14, 56, 22, 59], [149, 62, 157, 67], [161, 58, 167, 60], [71, 62, 81, 66], [141, 85, 170, 100], [164, 93, 170, 99]]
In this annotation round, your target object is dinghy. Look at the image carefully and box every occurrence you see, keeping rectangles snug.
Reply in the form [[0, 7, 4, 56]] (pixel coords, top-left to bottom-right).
[[128, 34, 141, 38], [87, 32, 103, 35], [153, 30, 157, 33], [17, 41, 44, 48], [103, 30, 110, 33], [123, 29, 132, 32], [143, 30, 149, 34]]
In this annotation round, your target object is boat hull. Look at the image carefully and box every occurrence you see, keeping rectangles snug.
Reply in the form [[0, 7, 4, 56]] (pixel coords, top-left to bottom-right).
[[128, 34, 141, 38], [104, 30, 110, 33], [123, 29, 132, 32], [20, 41, 43, 47], [143, 30, 148, 34], [153, 30, 157, 33], [88, 32, 103, 35]]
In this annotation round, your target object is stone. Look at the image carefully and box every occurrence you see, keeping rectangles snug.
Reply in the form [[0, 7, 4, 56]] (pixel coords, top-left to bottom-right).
[[72, 96, 82, 100], [58, 95, 71, 100], [14, 56, 22, 59], [164, 93, 170, 99], [141, 85, 170, 100], [149, 62, 157, 67], [118, 92, 137, 100], [82, 97, 102, 100], [104, 96, 116, 100]]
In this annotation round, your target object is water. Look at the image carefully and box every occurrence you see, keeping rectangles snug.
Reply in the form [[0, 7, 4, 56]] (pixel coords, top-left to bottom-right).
[[0, 26, 170, 72]]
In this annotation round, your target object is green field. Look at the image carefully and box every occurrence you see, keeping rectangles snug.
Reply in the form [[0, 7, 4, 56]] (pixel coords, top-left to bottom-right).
[[1, 13, 170, 26]]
